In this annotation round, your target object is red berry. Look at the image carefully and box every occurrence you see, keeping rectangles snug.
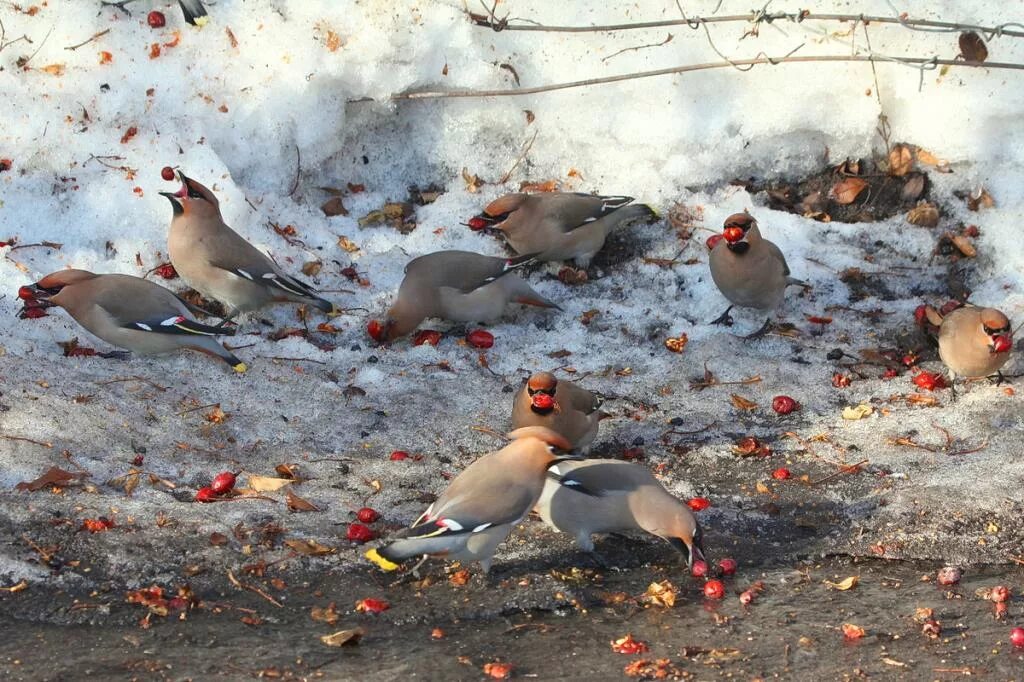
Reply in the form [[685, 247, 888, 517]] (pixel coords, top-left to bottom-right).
[[718, 558, 737, 576], [347, 523, 376, 543], [687, 497, 710, 512], [210, 471, 237, 494], [132, 454, 144, 466], [1011, 627, 1024, 648], [340, 266, 358, 281], [355, 597, 389, 614], [995, 602, 1009, 619], [771, 467, 791, 480], [991, 585, 1011, 603], [413, 329, 442, 346], [195, 486, 218, 503], [902, 353, 918, 366], [19, 306, 48, 319], [389, 450, 410, 461], [739, 589, 756, 605], [160, 166, 175, 181], [367, 319, 384, 342], [691, 560, 708, 577], [831, 372, 851, 388], [771, 395, 799, 415], [356, 507, 379, 523], [147, 10, 166, 28], [466, 216, 489, 231], [154, 263, 177, 279], [705, 234, 724, 250], [531, 393, 555, 410], [703, 579, 725, 600], [466, 329, 494, 349], [963, 224, 980, 237], [17, 285, 36, 301], [722, 226, 744, 243], [936, 565, 961, 586], [913, 371, 946, 391], [882, 367, 898, 380], [913, 304, 929, 326]]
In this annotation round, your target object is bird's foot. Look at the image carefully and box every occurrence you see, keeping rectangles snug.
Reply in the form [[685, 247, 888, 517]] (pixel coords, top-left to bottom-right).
[[988, 371, 1008, 386], [739, 318, 773, 340], [99, 350, 131, 361], [709, 306, 734, 327]]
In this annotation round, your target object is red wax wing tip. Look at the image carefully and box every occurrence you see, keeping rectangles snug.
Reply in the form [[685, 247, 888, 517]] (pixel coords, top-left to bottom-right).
[[147, 10, 166, 28], [466, 329, 494, 349], [160, 166, 175, 181], [347, 523, 376, 543], [686, 497, 710, 512], [992, 334, 1013, 353], [413, 329, 442, 346], [17, 285, 36, 300], [210, 471, 237, 494], [366, 319, 384, 341], [703, 579, 725, 600], [705, 234, 724, 250], [467, 216, 489, 231], [531, 393, 555, 410], [723, 226, 744, 243]]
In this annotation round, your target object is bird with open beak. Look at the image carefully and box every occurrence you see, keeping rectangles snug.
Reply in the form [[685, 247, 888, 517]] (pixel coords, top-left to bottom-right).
[[708, 211, 806, 338], [536, 459, 706, 570], [367, 250, 560, 343], [938, 306, 1014, 385], [161, 170, 335, 324], [19, 269, 246, 371], [468, 192, 657, 267], [511, 371, 606, 451]]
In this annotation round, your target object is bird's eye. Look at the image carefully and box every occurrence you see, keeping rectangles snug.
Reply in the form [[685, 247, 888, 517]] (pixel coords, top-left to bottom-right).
[[188, 188, 204, 200]]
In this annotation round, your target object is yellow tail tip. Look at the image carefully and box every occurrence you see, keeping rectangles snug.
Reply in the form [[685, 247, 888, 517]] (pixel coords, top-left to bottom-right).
[[365, 548, 399, 572], [647, 204, 661, 218], [194, 16, 210, 27], [233, 362, 248, 373]]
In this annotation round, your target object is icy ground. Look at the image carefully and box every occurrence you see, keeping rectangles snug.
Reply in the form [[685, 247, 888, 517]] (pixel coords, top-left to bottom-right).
[[0, 0, 1023, 652]]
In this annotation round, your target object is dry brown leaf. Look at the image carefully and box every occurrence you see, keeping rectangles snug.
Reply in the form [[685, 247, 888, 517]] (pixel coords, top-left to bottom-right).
[[519, 179, 560, 193], [320, 627, 363, 647], [906, 202, 939, 227], [950, 234, 976, 258], [16, 466, 85, 492], [286, 489, 319, 513], [449, 569, 471, 586], [642, 580, 678, 607], [967, 187, 995, 211], [247, 475, 293, 492], [831, 177, 868, 205], [841, 622, 866, 640], [462, 167, 484, 193], [824, 576, 859, 591], [321, 196, 348, 217], [842, 404, 873, 420], [301, 261, 323, 276], [755, 481, 771, 494], [959, 31, 988, 62], [311, 602, 339, 625], [915, 148, 943, 166], [284, 539, 335, 556], [337, 235, 359, 253], [901, 174, 925, 201], [730, 393, 758, 411], [40, 63, 65, 76], [888, 144, 913, 177]]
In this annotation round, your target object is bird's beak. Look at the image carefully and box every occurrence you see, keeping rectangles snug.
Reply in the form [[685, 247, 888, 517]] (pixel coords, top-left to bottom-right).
[[991, 334, 1013, 354], [160, 171, 190, 215]]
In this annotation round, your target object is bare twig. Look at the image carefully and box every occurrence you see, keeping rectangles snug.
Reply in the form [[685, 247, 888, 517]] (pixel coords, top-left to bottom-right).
[[689, 373, 761, 391], [601, 32, 674, 63], [811, 459, 868, 485], [95, 375, 168, 392], [9, 241, 62, 252], [0, 17, 33, 54], [288, 144, 301, 196], [2, 434, 53, 448], [20, 25, 53, 69], [497, 129, 538, 184], [361, 56, 1021, 102], [64, 29, 110, 51], [471, 425, 508, 441], [226, 570, 283, 608], [257, 355, 328, 365], [177, 402, 221, 416]]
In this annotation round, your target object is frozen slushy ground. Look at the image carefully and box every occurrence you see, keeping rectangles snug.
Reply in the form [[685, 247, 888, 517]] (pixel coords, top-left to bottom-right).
[[1, 0, 1023, 622]]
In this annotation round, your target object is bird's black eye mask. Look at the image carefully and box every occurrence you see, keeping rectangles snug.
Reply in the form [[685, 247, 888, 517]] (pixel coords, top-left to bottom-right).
[[983, 323, 1010, 335], [727, 241, 750, 255]]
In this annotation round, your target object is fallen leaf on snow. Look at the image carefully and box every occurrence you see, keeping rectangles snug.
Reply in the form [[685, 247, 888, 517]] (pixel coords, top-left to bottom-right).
[[642, 580, 678, 607], [730, 393, 758, 411], [831, 177, 868, 205], [841, 622, 866, 640], [824, 576, 859, 591], [284, 539, 335, 556], [320, 627, 363, 646], [247, 475, 292, 492], [286, 488, 319, 512], [16, 466, 87, 492], [842, 404, 873, 420]]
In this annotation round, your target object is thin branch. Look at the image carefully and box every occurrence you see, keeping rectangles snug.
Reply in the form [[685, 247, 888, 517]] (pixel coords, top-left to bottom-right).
[[95, 375, 168, 392], [811, 459, 868, 485], [365, 56, 1021, 102], [496, 129, 538, 184], [20, 25, 53, 69], [601, 32, 674, 63], [64, 29, 110, 51], [2, 434, 53, 448], [257, 355, 328, 365], [470, 11, 1024, 40]]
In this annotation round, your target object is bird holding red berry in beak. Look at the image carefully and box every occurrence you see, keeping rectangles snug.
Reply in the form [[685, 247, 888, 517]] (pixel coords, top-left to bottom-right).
[[511, 371, 606, 451], [468, 192, 657, 268], [708, 211, 806, 338], [937, 306, 1014, 386]]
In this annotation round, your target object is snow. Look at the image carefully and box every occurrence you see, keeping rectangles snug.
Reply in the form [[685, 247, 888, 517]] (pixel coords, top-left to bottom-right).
[[0, 0, 1022, 588]]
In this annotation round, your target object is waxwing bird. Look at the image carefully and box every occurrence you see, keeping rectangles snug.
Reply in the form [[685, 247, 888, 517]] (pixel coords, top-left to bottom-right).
[[22, 269, 246, 371], [365, 426, 574, 574], [708, 211, 806, 338], [177, 0, 208, 25], [370, 250, 560, 342], [469, 192, 657, 267], [536, 459, 705, 569], [938, 306, 1013, 381], [511, 371, 606, 451], [162, 171, 334, 322]]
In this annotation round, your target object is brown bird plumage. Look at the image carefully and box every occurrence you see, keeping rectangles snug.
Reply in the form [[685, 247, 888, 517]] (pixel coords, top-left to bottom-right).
[[511, 372, 605, 451], [473, 192, 656, 267], [23, 269, 245, 371], [938, 306, 1013, 379], [365, 426, 573, 573], [162, 171, 334, 320]]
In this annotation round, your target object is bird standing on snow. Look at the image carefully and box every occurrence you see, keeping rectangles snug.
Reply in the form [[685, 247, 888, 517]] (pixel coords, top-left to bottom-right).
[[938, 306, 1013, 381], [161, 171, 334, 323], [21, 270, 246, 371], [708, 211, 805, 338], [368, 250, 560, 343], [511, 371, 605, 451], [537, 459, 705, 569], [365, 426, 574, 574], [469, 192, 657, 267]]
